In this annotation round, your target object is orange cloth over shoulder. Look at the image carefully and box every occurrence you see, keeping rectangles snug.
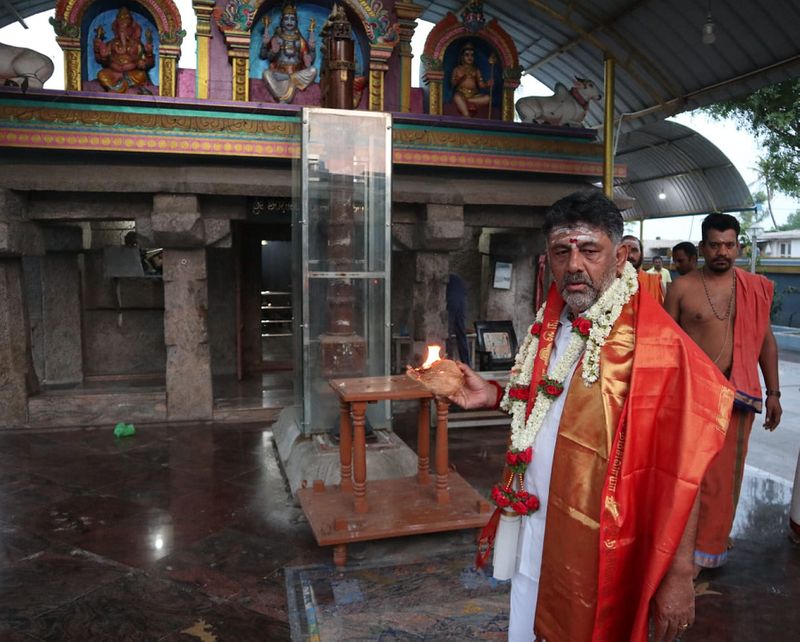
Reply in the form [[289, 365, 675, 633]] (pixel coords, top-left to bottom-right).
[[730, 267, 774, 412], [593, 286, 734, 640]]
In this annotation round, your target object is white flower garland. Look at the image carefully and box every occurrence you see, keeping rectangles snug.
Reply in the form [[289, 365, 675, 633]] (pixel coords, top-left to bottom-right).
[[500, 261, 639, 453]]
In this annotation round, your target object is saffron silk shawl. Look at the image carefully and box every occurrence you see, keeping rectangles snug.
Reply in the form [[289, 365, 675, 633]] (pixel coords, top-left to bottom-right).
[[531, 284, 734, 641]]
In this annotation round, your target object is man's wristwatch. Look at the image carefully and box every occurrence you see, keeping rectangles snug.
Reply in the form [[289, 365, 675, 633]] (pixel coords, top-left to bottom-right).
[[765, 389, 781, 398]]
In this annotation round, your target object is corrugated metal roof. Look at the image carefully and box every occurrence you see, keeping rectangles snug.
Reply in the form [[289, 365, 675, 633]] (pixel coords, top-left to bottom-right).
[[614, 119, 752, 220]]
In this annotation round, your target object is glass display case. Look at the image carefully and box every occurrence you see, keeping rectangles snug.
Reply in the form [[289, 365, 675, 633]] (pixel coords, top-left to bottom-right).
[[293, 108, 392, 435]]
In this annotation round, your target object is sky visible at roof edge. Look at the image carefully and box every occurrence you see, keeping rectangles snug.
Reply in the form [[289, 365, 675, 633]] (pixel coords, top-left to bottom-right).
[[1, 9, 798, 242]]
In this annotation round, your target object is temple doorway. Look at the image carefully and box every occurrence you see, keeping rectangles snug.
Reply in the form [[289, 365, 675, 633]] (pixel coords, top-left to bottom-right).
[[235, 221, 293, 378]]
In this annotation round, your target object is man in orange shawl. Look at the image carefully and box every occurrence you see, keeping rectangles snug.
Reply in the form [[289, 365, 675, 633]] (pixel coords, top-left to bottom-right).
[[451, 191, 733, 641], [622, 234, 664, 303], [665, 213, 781, 571]]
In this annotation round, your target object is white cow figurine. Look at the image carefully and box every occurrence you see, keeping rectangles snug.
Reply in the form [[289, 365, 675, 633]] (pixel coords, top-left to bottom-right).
[[0, 43, 55, 91], [515, 77, 602, 128]]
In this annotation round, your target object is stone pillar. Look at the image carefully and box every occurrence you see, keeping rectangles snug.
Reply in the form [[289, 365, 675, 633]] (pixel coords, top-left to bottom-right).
[[395, 2, 423, 113], [412, 251, 449, 347], [411, 202, 465, 351], [152, 195, 212, 421], [0, 260, 34, 423], [0, 190, 43, 425]]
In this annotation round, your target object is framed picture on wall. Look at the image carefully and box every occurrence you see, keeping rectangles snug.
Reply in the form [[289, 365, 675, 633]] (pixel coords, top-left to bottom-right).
[[493, 261, 512, 289]]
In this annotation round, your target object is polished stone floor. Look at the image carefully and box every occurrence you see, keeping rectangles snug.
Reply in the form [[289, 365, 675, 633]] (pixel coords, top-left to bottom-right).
[[0, 402, 798, 640]]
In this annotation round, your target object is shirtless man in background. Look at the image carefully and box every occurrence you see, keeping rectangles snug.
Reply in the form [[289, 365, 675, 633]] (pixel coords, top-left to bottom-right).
[[664, 212, 781, 572]]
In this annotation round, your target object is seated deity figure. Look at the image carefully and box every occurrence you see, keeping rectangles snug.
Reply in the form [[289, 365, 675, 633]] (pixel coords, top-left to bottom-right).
[[93, 7, 155, 94], [450, 42, 493, 117], [260, 2, 317, 103]]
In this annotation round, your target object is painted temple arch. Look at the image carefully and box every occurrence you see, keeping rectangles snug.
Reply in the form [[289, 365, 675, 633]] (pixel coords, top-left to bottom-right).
[[51, 0, 185, 97], [213, 0, 398, 108], [421, 10, 520, 121]]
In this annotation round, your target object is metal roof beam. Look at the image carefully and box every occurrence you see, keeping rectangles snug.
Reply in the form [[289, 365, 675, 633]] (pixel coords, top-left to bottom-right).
[[1, 0, 28, 28]]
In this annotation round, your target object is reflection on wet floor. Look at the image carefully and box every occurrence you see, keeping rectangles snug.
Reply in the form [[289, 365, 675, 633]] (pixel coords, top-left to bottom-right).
[[0, 414, 797, 640]]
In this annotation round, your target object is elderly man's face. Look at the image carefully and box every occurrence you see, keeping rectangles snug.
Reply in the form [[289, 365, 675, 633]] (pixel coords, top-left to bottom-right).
[[548, 224, 627, 313]]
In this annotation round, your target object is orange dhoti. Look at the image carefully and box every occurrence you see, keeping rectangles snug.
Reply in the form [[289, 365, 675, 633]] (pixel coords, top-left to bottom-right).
[[694, 407, 755, 567]]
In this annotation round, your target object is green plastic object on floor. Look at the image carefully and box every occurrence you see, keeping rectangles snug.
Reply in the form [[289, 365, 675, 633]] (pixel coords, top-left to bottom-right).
[[113, 422, 136, 438]]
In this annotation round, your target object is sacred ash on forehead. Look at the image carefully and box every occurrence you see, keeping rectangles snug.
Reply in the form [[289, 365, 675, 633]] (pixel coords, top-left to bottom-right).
[[547, 225, 604, 246]]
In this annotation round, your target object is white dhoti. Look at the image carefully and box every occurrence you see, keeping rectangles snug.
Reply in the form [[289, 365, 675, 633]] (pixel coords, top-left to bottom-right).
[[263, 67, 317, 103]]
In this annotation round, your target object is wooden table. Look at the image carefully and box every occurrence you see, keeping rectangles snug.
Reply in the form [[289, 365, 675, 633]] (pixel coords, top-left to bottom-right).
[[297, 374, 491, 567]]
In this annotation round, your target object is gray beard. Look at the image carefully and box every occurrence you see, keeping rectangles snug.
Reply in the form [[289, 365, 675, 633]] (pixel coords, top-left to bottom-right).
[[560, 264, 618, 313]]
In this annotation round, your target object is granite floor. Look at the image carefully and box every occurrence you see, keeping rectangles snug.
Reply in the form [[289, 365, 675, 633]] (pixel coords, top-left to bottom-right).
[[0, 399, 798, 640]]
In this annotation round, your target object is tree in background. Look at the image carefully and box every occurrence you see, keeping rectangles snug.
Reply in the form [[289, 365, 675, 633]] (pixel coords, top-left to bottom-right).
[[775, 209, 800, 232], [704, 78, 800, 199]]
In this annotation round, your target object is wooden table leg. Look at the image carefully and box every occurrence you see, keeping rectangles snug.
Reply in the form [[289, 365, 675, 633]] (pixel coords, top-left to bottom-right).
[[417, 398, 431, 484], [339, 400, 353, 491], [352, 401, 368, 513], [434, 397, 450, 504], [333, 544, 347, 568]]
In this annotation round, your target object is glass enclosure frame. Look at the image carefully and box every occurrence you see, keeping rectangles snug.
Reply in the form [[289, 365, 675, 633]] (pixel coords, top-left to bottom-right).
[[293, 108, 392, 435]]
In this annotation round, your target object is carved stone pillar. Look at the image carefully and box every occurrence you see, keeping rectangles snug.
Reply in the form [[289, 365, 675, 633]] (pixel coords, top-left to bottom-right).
[[152, 194, 212, 421], [395, 1, 423, 113]]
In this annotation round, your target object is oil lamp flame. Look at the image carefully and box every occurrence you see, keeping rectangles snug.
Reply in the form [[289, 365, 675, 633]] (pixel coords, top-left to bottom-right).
[[421, 345, 441, 369]]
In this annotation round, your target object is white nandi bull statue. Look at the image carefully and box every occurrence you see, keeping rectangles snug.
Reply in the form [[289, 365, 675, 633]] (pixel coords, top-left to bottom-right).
[[515, 77, 602, 128], [0, 43, 55, 91]]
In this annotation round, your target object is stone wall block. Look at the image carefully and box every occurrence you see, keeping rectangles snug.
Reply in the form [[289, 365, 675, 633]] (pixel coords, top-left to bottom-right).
[[204, 219, 231, 247], [0, 220, 45, 257], [162, 249, 208, 283], [83, 310, 166, 376], [418, 204, 464, 252], [0, 189, 26, 218], [42, 225, 84, 253], [42, 254, 83, 384], [151, 194, 205, 248], [490, 233, 544, 257]]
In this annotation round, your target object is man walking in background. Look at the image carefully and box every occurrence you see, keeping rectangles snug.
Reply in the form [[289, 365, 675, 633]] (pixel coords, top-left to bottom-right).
[[646, 255, 672, 295]]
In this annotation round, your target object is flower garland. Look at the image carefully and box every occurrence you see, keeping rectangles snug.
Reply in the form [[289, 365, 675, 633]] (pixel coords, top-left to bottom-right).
[[493, 261, 639, 515]]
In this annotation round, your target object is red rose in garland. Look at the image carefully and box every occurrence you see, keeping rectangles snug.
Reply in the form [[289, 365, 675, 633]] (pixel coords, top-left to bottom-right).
[[571, 316, 592, 337]]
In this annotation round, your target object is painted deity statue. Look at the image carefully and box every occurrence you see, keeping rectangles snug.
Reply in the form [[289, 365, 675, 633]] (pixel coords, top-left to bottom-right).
[[93, 7, 155, 94], [260, 2, 317, 103], [450, 42, 493, 117]]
